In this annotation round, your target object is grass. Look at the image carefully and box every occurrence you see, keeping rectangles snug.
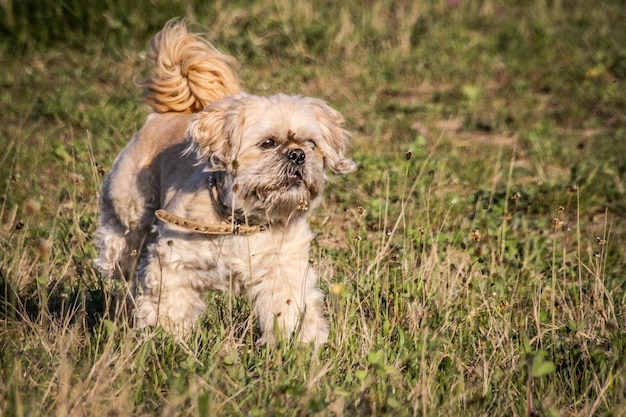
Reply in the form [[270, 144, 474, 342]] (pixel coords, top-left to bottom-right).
[[1, 0, 626, 415]]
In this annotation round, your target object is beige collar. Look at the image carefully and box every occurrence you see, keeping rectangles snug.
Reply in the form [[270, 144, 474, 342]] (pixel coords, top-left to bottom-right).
[[155, 209, 267, 236]]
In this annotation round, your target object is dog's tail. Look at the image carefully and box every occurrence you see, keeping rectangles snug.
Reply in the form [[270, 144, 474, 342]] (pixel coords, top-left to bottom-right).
[[136, 19, 242, 113]]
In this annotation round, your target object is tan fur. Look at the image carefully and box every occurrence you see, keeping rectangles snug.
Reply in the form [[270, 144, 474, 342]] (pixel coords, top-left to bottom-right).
[[95, 19, 355, 346], [136, 19, 242, 112]]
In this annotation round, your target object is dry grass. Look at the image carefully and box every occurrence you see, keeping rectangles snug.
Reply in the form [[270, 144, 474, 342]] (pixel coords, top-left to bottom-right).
[[1, 0, 626, 415]]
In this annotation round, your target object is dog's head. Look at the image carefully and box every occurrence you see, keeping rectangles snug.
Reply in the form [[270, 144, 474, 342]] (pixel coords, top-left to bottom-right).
[[187, 93, 356, 222]]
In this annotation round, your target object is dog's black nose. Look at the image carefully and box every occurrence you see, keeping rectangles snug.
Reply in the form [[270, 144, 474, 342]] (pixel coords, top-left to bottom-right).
[[287, 148, 306, 165]]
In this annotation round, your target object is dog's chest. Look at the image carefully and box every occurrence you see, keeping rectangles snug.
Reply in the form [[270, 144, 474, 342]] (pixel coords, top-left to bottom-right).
[[154, 229, 276, 291]]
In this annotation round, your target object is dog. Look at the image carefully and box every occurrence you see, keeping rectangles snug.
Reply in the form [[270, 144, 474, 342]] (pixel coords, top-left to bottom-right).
[[94, 19, 356, 346]]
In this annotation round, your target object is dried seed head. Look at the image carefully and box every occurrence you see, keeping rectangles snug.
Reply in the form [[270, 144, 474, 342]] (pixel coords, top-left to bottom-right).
[[355, 235, 362, 241], [593, 250, 601, 258], [470, 229, 481, 242], [130, 249, 138, 257], [385, 228, 392, 236], [552, 218, 564, 229], [596, 237, 606, 245], [556, 206, 565, 213], [167, 240, 174, 247], [357, 206, 366, 217], [428, 169, 435, 177], [69, 173, 84, 184], [15, 220, 24, 230], [417, 227, 425, 235], [567, 185, 579, 192], [33, 238, 53, 262], [24, 199, 41, 217], [510, 192, 521, 201], [405, 150, 413, 160], [96, 163, 106, 176]]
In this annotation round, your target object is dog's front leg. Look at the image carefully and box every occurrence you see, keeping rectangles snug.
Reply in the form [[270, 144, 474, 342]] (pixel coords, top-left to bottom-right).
[[250, 263, 329, 347], [134, 241, 207, 335]]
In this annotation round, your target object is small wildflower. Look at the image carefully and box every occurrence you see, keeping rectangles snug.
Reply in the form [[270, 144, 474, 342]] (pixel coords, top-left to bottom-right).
[[355, 235, 362, 241], [417, 227, 425, 235], [510, 192, 521, 201], [329, 283, 344, 296], [556, 206, 565, 213], [593, 250, 601, 258], [385, 228, 392, 236], [500, 300, 509, 309], [357, 206, 366, 217], [596, 237, 606, 245], [470, 229, 481, 242]]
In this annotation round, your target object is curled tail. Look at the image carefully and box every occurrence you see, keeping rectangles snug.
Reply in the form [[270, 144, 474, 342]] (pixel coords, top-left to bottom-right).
[[137, 19, 242, 113]]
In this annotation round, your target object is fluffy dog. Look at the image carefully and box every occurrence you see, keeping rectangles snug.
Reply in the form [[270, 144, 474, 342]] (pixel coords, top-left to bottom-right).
[[94, 19, 355, 346]]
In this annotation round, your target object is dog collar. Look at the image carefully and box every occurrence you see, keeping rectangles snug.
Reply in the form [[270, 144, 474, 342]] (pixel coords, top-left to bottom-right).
[[207, 171, 238, 221], [155, 209, 267, 236]]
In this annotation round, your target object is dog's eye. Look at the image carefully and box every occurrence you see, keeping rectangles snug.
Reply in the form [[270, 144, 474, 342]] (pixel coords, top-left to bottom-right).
[[260, 137, 278, 149]]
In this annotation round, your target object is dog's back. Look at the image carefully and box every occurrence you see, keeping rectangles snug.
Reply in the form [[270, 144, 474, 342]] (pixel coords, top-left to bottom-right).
[[95, 19, 241, 285]]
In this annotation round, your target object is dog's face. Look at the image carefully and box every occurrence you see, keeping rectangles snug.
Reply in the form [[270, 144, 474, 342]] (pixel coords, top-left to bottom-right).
[[187, 94, 356, 222]]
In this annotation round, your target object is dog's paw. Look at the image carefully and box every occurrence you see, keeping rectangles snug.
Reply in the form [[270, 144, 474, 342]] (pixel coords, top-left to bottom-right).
[[299, 315, 329, 347]]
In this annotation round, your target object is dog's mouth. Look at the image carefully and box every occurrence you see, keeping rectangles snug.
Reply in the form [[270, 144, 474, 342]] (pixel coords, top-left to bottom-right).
[[287, 170, 303, 186]]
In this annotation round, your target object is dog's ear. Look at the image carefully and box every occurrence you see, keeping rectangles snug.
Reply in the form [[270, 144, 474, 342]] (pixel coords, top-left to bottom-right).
[[305, 98, 357, 175], [186, 95, 245, 170]]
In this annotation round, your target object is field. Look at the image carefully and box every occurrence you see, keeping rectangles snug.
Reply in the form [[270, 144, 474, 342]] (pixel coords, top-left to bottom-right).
[[1, 1, 625, 415]]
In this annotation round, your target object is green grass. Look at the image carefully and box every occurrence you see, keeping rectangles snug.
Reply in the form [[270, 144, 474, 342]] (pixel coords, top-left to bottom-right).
[[1, 0, 626, 415]]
